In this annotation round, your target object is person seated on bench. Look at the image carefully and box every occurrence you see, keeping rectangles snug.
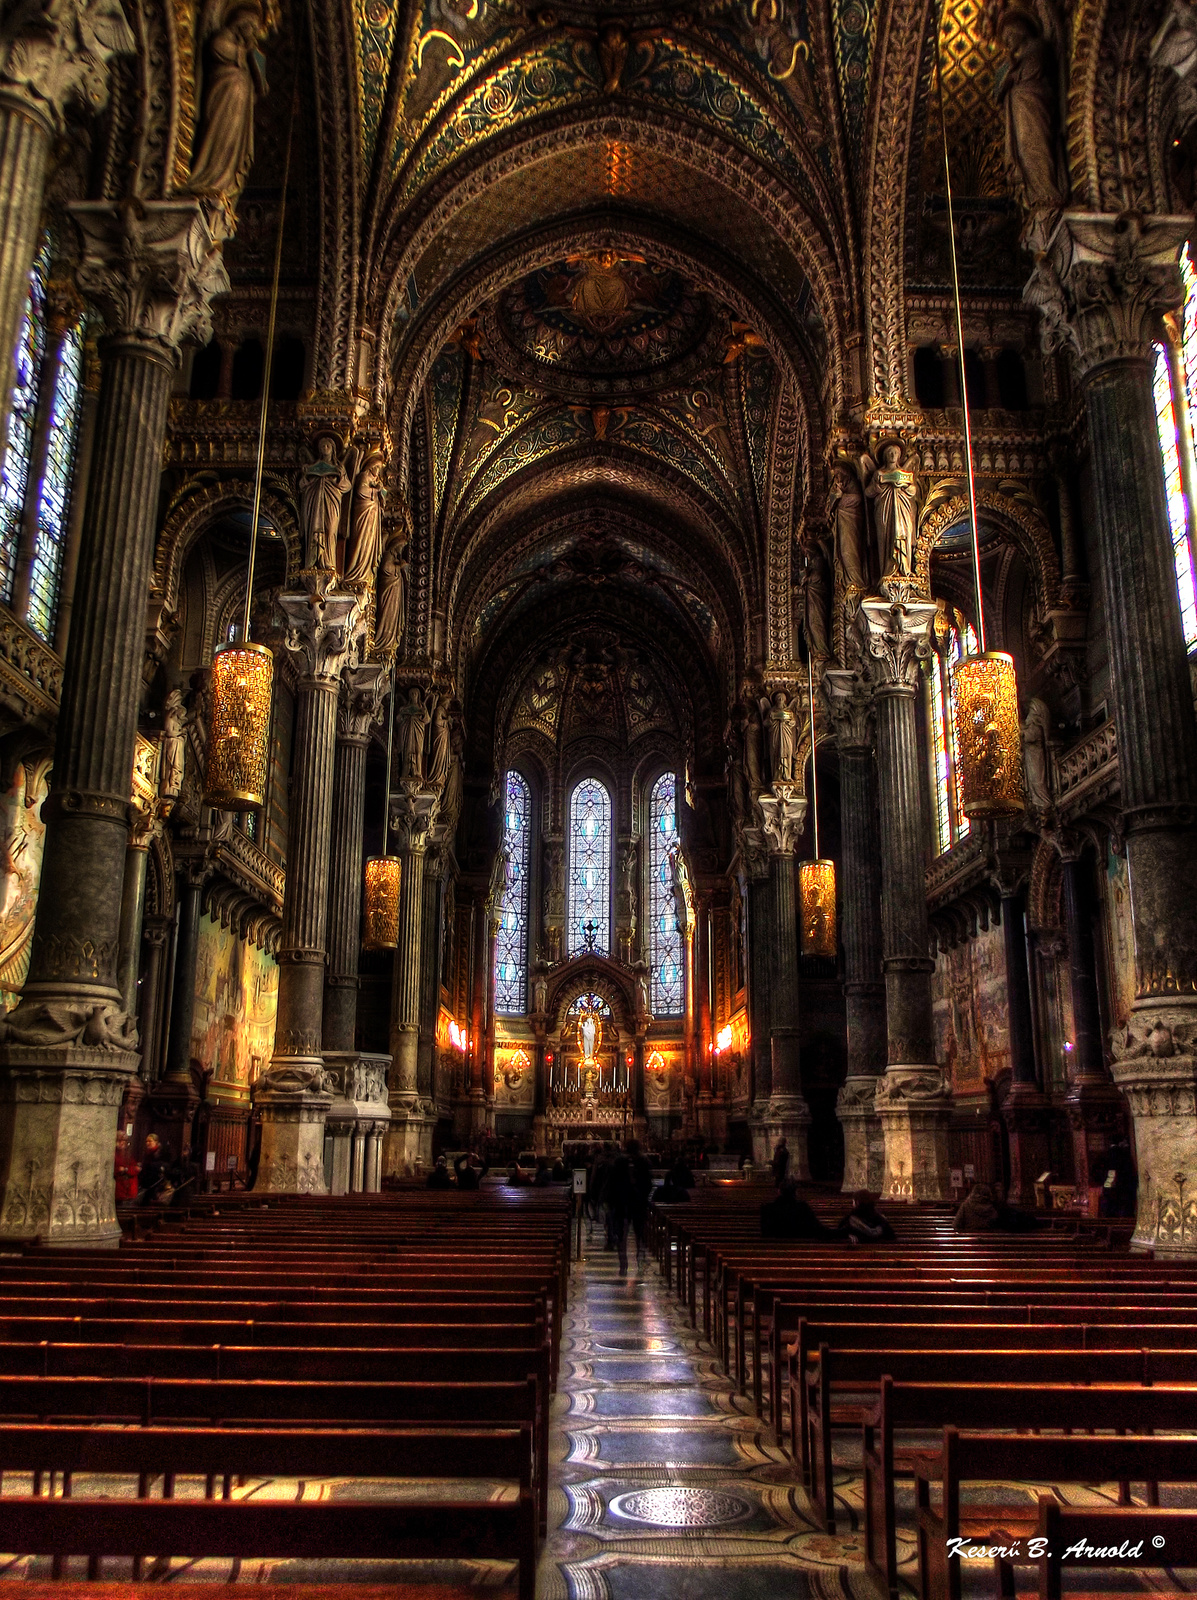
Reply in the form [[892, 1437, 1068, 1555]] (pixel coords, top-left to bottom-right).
[[455, 1151, 490, 1190], [668, 1155, 695, 1191], [507, 1162, 531, 1186], [953, 1181, 1042, 1232], [550, 1157, 570, 1183], [113, 1131, 138, 1202], [137, 1135, 169, 1206], [532, 1157, 553, 1187], [835, 1192, 896, 1243], [655, 1170, 692, 1203], [427, 1155, 453, 1189], [761, 1179, 834, 1239]]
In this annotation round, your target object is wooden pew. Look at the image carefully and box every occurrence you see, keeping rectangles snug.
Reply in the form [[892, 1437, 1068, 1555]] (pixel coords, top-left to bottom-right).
[[1033, 1499, 1197, 1600]]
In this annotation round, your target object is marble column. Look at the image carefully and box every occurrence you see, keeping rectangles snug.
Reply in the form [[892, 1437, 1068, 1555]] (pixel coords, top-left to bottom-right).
[[0, 201, 226, 1245], [0, 3, 132, 442], [743, 832, 773, 1163], [254, 583, 364, 1195], [1031, 214, 1197, 1251], [861, 597, 953, 1200], [383, 786, 438, 1174], [996, 873, 1052, 1205], [826, 669, 887, 1193], [758, 786, 812, 1178]]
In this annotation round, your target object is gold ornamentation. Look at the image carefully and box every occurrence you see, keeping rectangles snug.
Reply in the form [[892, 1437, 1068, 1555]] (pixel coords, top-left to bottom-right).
[[799, 858, 837, 957], [362, 856, 401, 949], [204, 641, 274, 810], [951, 651, 1026, 819]]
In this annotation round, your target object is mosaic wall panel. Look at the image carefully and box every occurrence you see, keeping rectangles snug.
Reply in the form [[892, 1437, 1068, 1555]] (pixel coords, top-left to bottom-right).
[[191, 913, 280, 1092], [932, 921, 1010, 1091]]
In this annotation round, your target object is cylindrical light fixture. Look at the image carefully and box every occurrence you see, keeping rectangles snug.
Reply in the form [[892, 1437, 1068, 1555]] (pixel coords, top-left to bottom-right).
[[951, 651, 1026, 818], [800, 643, 837, 957], [362, 853, 401, 949], [935, 16, 1026, 819], [204, 642, 274, 809]]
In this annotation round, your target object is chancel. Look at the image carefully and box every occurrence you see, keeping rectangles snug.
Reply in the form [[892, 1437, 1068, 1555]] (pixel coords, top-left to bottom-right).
[[0, 0, 1196, 1589]]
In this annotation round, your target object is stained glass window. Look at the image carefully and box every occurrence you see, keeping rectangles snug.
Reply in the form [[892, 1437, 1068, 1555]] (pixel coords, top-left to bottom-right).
[[494, 770, 530, 1014], [27, 320, 82, 640], [649, 771, 683, 1016], [929, 606, 977, 855], [567, 778, 610, 956], [0, 243, 49, 607], [1152, 314, 1197, 650]]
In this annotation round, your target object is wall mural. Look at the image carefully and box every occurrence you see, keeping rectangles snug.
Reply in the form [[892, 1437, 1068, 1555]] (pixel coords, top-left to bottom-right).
[[932, 923, 1010, 1092], [190, 912, 279, 1089], [1105, 848, 1136, 1030], [0, 757, 50, 1012]]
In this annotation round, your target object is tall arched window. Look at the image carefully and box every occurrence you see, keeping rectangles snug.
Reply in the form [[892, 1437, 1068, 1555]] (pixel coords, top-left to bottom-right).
[[568, 778, 611, 956], [1151, 246, 1197, 649], [494, 770, 530, 1014], [648, 771, 683, 1016], [928, 605, 978, 855], [0, 242, 49, 607]]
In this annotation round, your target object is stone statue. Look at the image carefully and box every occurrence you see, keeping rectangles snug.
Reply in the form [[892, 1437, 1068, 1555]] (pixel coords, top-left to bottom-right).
[[1021, 695, 1054, 813], [533, 973, 548, 1014], [827, 465, 868, 591], [343, 450, 386, 588], [760, 690, 798, 784], [441, 724, 464, 831], [396, 687, 432, 782], [994, 5, 1068, 217], [724, 719, 749, 821], [741, 699, 764, 792], [188, 1, 267, 204], [0, 0, 136, 118], [299, 435, 351, 573], [799, 543, 832, 659], [862, 443, 919, 583], [374, 537, 409, 655], [161, 688, 186, 800], [427, 695, 452, 791]]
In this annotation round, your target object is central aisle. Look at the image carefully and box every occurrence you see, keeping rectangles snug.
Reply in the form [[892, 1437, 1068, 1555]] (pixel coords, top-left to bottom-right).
[[538, 1238, 871, 1600]]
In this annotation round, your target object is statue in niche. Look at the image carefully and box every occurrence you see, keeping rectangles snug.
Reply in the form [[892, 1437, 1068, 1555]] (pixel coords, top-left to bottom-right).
[[374, 537, 409, 655], [188, 0, 267, 205], [299, 434, 351, 573], [798, 542, 832, 660], [993, 3, 1068, 218], [1021, 696, 1054, 813], [427, 695, 453, 791], [760, 690, 798, 784], [862, 443, 919, 583], [343, 450, 387, 588], [724, 716, 749, 821], [396, 687, 433, 783], [740, 698, 764, 792], [159, 690, 186, 802], [827, 464, 869, 591], [441, 723, 465, 831]]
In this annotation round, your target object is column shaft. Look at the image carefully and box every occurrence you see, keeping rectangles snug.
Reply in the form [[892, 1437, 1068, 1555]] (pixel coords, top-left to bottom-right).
[[322, 732, 368, 1054]]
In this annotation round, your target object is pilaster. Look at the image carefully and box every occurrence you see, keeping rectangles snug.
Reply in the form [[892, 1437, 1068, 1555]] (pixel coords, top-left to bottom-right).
[[383, 786, 439, 1176], [758, 784, 811, 1177]]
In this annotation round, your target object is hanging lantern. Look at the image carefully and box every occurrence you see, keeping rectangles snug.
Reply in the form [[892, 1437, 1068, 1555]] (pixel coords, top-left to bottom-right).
[[800, 858, 837, 957], [951, 652, 1026, 819], [204, 641, 274, 810], [362, 855, 401, 949]]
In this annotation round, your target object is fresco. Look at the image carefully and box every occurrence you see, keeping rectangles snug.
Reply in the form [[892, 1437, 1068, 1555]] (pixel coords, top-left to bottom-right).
[[932, 922, 1010, 1092], [1105, 848, 1136, 1030], [190, 913, 279, 1089], [0, 757, 50, 1012]]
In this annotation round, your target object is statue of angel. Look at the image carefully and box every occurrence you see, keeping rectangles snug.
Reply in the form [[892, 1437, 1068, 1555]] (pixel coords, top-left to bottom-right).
[[427, 694, 453, 791], [188, 0, 267, 205], [396, 686, 433, 783], [343, 449, 387, 588], [374, 536, 409, 655], [299, 433, 350, 573], [827, 464, 869, 591], [799, 542, 832, 659], [441, 724, 465, 831], [862, 443, 920, 583], [759, 690, 798, 784]]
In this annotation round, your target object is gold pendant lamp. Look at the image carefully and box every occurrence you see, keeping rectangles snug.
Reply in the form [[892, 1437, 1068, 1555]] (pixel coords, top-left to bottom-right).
[[800, 647, 837, 958], [362, 677, 401, 950], [204, 80, 300, 812], [935, 11, 1025, 820]]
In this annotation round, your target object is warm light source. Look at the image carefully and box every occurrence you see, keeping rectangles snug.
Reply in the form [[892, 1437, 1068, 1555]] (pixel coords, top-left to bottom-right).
[[204, 642, 273, 809], [714, 1024, 733, 1054], [951, 652, 1025, 819], [449, 1020, 469, 1052], [799, 858, 837, 957], [362, 854, 401, 949], [646, 1049, 665, 1073]]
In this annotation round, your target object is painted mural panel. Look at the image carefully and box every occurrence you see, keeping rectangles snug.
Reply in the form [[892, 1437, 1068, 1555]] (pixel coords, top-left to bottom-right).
[[0, 757, 50, 1011], [933, 923, 1010, 1091], [190, 912, 279, 1089], [1105, 848, 1135, 1030]]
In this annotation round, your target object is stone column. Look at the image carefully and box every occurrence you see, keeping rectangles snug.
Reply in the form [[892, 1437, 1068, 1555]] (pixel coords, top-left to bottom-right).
[[254, 583, 363, 1195], [0, 1, 132, 441], [995, 868, 1052, 1206], [743, 832, 773, 1163], [861, 598, 953, 1200], [145, 857, 207, 1161], [0, 201, 226, 1245], [383, 786, 438, 1174], [1030, 214, 1197, 1251], [758, 786, 812, 1178], [694, 894, 715, 1136], [826, 669, 887, 1193]]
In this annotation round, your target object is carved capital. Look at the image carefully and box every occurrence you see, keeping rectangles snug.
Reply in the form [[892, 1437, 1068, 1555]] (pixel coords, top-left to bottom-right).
[[758, 786, 807, 856], [1026, 211, 1191, 376], [860, 597, 936, 690], [0, 0, 134, 131], [824, 667, 874, 749], [738, 824, 770, 880], [389, 787, 439, 853], [277, 582, 365, 684], [338, 663, 388, 741]]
